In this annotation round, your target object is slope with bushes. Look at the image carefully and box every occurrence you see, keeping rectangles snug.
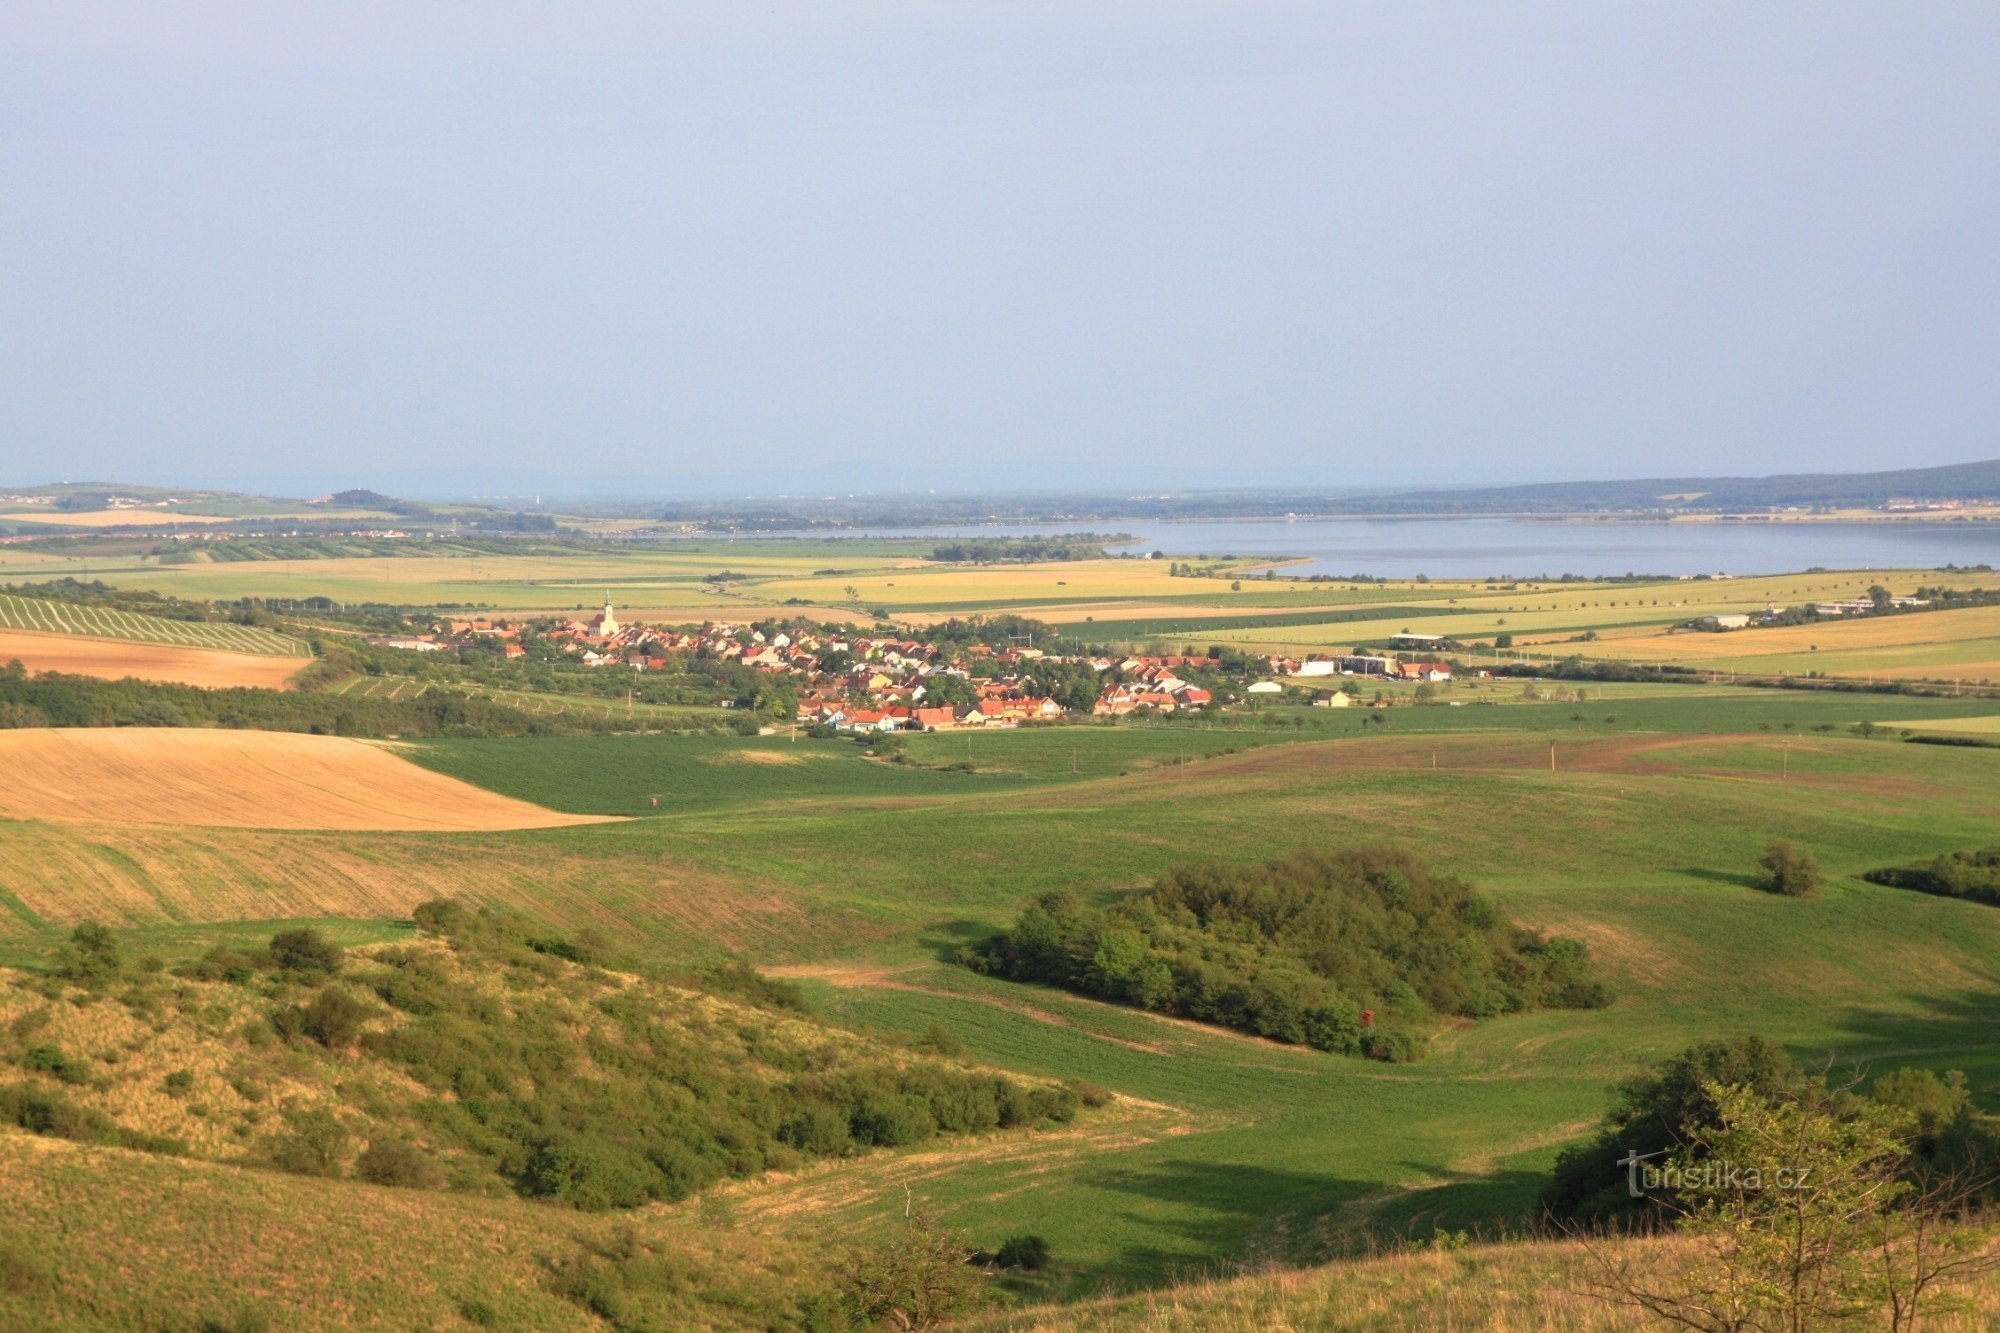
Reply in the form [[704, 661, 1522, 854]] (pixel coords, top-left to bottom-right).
[[0, 907, 1087, 1215], [962, 845, 1608, 1059]]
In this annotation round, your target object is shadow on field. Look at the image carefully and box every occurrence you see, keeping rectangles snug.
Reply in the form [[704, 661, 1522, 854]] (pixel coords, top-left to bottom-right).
[[1084, 1158, 1380, 1278], [1371, 1164, 1553, 1239], [1084, 1156, 1563, 1278], [919, 919, 994, 961], [1830, 989, 2000, 1092], [1676, 866, 1761, 891]]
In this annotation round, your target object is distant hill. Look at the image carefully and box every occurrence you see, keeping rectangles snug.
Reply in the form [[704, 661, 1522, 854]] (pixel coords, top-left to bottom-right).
[[1363, 458, 2000, 515]]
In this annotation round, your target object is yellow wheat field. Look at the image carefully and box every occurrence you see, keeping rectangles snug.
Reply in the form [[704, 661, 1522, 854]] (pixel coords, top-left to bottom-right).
[[0, 630, 313, 689], [0, 728, 619, 831]]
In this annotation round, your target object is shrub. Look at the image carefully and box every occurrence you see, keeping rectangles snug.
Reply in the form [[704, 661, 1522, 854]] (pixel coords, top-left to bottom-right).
[[841, 1207, 985, 1329], [183, 947, 257, 985], [992, 1234, 1051, 1270], [20, 1044, 80, 1083], [269, 928, 344, 975], [268, 1109, 349, 1177], [52, 921, 122, 986], [355, 1138, 442, 1189], [915, 1020, 963, 1059], [274, 986, 372, 1050], [1542, 1035, 1805, 1225], [163, 1069, 195, 1098], [1756, 840, 1822, 897], [0, 1082, 117, 1143]]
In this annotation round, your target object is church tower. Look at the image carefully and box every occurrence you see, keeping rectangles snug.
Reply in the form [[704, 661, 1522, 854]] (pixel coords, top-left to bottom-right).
[[596, 593, 618, 637]]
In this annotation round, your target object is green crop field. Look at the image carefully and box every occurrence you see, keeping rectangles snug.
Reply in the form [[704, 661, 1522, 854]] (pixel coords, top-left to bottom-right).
[[0, 592, 308, 655]]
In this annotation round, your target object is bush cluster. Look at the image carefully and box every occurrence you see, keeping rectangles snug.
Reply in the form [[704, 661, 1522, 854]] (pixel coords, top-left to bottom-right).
[[1865, 847, 2000, 906], [963, 846, 1608, 1059]]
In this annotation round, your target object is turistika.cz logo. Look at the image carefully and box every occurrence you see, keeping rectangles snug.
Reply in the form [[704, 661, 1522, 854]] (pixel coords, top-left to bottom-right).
[[1618, 1148, 1814, 1199]]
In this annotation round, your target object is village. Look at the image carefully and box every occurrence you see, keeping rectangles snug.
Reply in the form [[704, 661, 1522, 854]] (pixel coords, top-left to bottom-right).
[[364, 596, 1467, 732]]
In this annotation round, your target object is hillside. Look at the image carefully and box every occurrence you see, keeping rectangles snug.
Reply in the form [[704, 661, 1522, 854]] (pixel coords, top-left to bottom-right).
[[0, 905, 1097, 1326], [1359, 457, 2000, 515]]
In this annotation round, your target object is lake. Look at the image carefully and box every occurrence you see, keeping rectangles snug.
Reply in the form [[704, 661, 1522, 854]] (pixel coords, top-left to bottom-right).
[[715, 517, 1999, 580]]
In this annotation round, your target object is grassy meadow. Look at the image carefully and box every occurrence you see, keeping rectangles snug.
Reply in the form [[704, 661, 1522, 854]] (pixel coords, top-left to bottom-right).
[[5, 534, 2000, 1321], [5, 687, 2000, 1306]]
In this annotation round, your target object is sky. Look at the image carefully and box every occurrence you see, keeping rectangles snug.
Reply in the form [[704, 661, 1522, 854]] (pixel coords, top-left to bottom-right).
[[3, 3, 1997, 500]]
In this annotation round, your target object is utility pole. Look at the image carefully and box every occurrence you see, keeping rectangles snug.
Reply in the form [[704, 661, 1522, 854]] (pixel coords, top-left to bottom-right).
[[1549, 742, 1556, 772]]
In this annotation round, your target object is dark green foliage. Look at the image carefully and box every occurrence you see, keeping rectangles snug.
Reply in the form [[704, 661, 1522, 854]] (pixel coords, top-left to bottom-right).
[[1755, 840, 1822, 897], [964, 846, 1607, 1058], [268, 1109, 350, 1177], [340, 900, 1079, 1212], [1865, 847, 2000, 906], [182, 947, 258, 985], [52, 921, 122, 987], [669, 959, 811, 1014], [20, 1045, 81, 1084], [273, 986, 372, 1050], [0, 659, 624, 739], [915, 1021, 964, 1059], [1, 1082, 116, 1143], [839, 1206, 986, 1330], [1541, 1035, 1806, 1225], [991, 1234, 1052, 1270], [929, 535, 1122, 563], [355, 1138, 444, 1190], [268, 928, 343, 976]]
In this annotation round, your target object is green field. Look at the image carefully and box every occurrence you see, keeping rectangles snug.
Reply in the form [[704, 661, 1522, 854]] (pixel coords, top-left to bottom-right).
[[0, 592, 308, 655], [4, 683, 1998, 1305], [326, 673, 718, 723]]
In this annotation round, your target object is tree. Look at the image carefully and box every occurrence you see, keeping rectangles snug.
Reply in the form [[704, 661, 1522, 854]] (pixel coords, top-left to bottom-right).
[[841, 1201, 985, 1330], [1543, 1035, 1804, 1225], [917, 672, 976, 710], [269, 927, 343, 975], [1757, 841, 1822, 897], [1590, 1078, 2000, 1332]]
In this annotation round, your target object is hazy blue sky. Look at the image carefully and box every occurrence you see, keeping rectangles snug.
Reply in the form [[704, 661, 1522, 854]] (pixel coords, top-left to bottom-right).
[[4, 4, 1996, 498]]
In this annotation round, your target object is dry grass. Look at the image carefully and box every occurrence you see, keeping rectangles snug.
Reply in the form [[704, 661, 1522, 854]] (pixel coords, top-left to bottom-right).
[[976, 1230, 2000, 1331], [0, 629, 313, 688], [0, 728, 621, 831]]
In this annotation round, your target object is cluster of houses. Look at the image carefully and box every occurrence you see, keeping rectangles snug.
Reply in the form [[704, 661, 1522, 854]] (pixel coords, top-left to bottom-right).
[[1272, 652, 1454, 683], [372, 598, 1220, 732], [1695, 595, 1929, 631], [364, 597, 1483, 730]]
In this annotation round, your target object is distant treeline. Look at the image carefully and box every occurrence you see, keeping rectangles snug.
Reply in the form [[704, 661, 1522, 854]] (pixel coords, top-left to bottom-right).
[[928, 534, 1130, 563], [962, 846, 1608, 1061], [1864, 848, 2000, 907], [1489, 658, 1701, 683], [0, 661, 639, 738]]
